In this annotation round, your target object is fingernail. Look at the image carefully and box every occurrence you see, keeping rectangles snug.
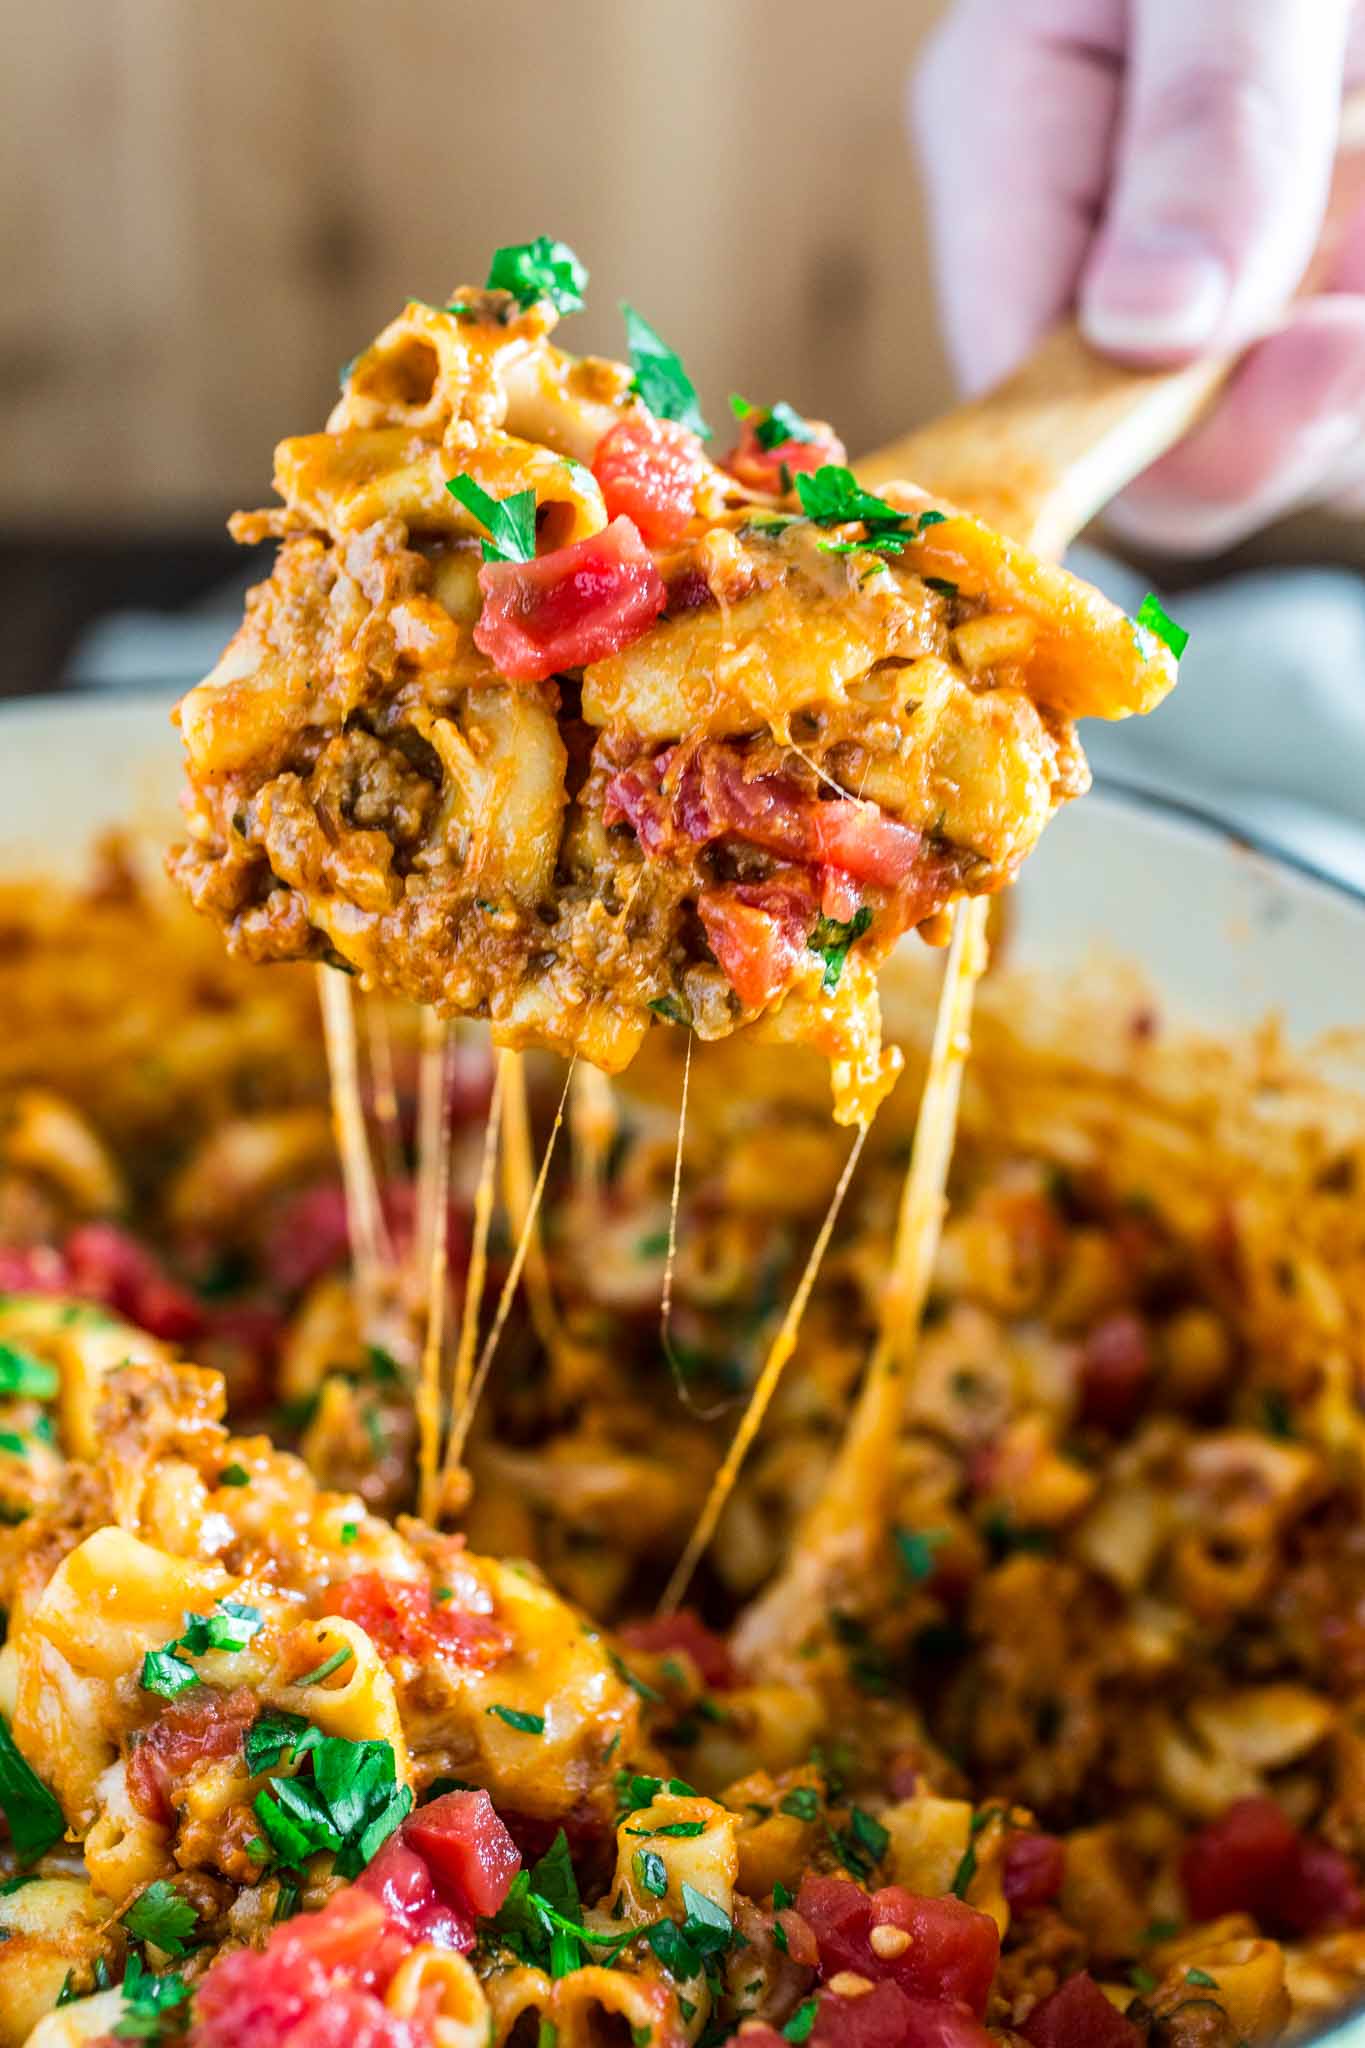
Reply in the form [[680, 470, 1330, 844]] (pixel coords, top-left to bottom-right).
[[1082, 227, 1231, 359]]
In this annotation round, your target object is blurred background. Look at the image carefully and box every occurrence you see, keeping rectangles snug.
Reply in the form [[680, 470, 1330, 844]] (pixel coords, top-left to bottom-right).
[[1, 0, 952, 697], [5, 0, 1365, 884]]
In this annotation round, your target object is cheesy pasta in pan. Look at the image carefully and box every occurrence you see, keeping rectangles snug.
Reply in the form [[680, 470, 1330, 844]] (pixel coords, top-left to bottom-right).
[[168, 238, 1179, 1122], [3, 860, 1365, 2048]]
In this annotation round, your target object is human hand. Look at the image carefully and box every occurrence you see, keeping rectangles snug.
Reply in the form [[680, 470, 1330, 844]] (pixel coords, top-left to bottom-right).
[[911, 0, 1365, 553]]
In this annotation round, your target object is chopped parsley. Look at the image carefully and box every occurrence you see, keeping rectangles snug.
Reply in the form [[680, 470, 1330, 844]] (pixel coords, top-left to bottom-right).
[[894, 1524, 949, 1582], [295, 1645, 354, 1688], [829, 1804, 890, 1879], [485, 1704, 546, 1735], [608, 1649, 663, 1703], [647, 993, 690, 1027], [621, 305, 710, 439], [1134, 591, 1190, 662], [112, 1954, 192, 2040], [796, 468, 947, 558], [0, 1714, 64, 1863], [0, 1345, 58, 1400], [779, 1787, 820, 1822], [616, 1772, 699, 1815], [140, 1599, 264, 1699], [924, 575, 959, 599], [626, 1820, 706, 1840], [730, 393, 817, 451], [244, 1710, 316, 1775], [645, 1881, 736, 1981], [1129, 1965, 1158, 1994], [217, 1464, 250, 1488], [485, 237, 588, 314], [1186, 1967, 1218, 1989], [251, 1731, 412, 1878], [444, 475, 537, 564], [122, 1881, 201, 1959], [950, 1809, 993, 1898], [634, 1848, 669, 1897], [339, 1521, 359, 1546], [1140, 1918, 1182, 1945], [784, 1998, 819, 2042], [808, 906, 872, 991]]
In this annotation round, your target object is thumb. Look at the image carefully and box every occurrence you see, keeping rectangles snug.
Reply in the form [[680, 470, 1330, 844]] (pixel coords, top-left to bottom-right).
[[1081, 0, 1354, 363]]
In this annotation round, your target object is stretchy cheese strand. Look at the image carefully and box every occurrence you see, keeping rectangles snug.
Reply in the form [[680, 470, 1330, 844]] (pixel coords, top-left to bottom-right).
[[444, 1059, 575, 1473], [732, 897, 989, 1666], [449, 1053, 507, 1423], [569, 1060, 618, 1197], [317, 966, 387, 1335], [500, 1050, 561, 1356], [415, 1014, 455, 1524], [365, 998, 406, 1200], [659, 1111, 872, 1615]]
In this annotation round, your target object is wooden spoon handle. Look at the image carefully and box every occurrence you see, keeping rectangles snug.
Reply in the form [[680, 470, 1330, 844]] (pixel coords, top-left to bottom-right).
[[858, 88, 1365, 553]]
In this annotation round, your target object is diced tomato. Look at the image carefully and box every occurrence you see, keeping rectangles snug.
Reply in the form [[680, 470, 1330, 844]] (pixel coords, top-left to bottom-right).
[[321, 1572, 512, 1671], [1022, 1972, 1143, 2048], [1002, 1832, 1066, 1911], [726, 416, 847, 496], [1283, 1837, 1365, 1935], [355, 1834, 473, 1952], [813, 1983, 991, 2048], [870, 1890, 1000, 2016], [475, 516, 666, 683], [401, 1789, 521, 1920], [1182, 1797, 1364, 1935], [0, 1244, 69, 1295], [796, 1877, 999, 2018], [697, 873, 818, 1010], [593, 413, 707, 545], [264, 1181, 470, 1298], [797, 1874, 877, 1976], [618, 1610, 737, 1690], [1078, 1312, 1152, 1430], [188, 1889, 416, 2048], [126, 1687, 258, 1826], [65, 1221, 205, 1343], [1181, 1797, 1300, 1924], [666, 742, 958, 903]]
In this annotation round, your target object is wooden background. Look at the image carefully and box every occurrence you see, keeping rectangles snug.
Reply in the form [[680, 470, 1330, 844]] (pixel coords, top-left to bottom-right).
[[0, 0, 952, 533]]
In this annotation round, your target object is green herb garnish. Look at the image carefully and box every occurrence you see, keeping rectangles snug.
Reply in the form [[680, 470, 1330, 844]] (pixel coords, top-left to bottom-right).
[[217, 1464, 250, 1488], [779, 1788, 820, 1822], [808, 905, 872, 991], [894, 1525, 949, 1582], [621, 305, 710, 439], [486, 1704, 546, 1735], [295, 1645, 354, 1688], [1134, 591, 1190, 662], [445, 475, 538, 564], [634, 1849, 669, 1897], [0, 1346, 58, 1400], [0, 1715, 64, 1863], [730, 394, 817, 452], [485, 238, 588, 314], [784, 1998, 819, 2042], [252, 1733, 411, 1878], [112, 1954, 192, 2040], [122, 1882, 201, 1959], [1185, 1968, 1218, 1988], [140, 1599, 264, 1699]]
